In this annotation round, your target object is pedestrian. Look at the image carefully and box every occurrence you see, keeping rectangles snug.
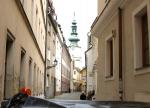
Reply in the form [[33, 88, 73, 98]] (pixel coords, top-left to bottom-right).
[[80, 91, 86, 100]]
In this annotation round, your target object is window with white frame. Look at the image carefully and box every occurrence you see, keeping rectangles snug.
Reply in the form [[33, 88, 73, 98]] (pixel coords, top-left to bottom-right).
[[133, 3, 149, 69], [105, 36, 114, 78]]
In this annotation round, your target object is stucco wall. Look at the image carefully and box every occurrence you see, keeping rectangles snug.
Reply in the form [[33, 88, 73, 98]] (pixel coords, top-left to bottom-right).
[[92, 0, 150, 102], [123, 0, 150, 102], [95, 11, 119, 101], [0, 0, 44, 100]]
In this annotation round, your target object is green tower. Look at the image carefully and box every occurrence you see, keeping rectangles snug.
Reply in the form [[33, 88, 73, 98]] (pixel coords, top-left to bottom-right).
[[68, 14, 80, 47], [68, 13, 82, 69]]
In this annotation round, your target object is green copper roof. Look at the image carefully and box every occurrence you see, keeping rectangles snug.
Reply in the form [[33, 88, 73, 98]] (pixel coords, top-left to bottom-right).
[[68, 13, 80, 44]]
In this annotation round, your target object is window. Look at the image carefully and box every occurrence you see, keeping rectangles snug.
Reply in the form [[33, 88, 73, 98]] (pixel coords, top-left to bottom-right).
[[33, 63, 36, 95], [141, 13, 149, 67], [4, 31, 15, 99], [105, 36, 114, 78], [28, 57, 32, 88], [133, 3, 150, 69], [19, 48, 25, 89]]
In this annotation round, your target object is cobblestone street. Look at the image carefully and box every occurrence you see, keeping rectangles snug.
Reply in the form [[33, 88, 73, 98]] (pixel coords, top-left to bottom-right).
[[54, 92, 81, 100]]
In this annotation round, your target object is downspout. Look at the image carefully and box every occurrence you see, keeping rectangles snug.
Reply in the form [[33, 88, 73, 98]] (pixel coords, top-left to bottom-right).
[[44, 0, 48, 98], [118, 7, 123, 101], [85, 51, 87, 94], [61, 44, 63, 94]]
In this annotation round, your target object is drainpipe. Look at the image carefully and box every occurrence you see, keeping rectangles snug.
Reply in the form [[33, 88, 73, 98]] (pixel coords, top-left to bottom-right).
[[118, 7, 123, 101], [44, 0, 48, 98], [85, 51, 87, 94]]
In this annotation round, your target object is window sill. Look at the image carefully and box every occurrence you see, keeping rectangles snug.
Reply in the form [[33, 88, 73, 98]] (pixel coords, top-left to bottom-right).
[[134, 65, 150, 76], [105, 76, 114, 81]]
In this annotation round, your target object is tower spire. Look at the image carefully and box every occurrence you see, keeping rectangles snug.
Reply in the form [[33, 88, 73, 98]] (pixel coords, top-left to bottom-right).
[[73, 12, 75, 17], [68, 13, 80, 47]]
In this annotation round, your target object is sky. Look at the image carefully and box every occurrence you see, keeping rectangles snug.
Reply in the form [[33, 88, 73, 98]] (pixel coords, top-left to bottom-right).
[[53, 0, 97, 68]]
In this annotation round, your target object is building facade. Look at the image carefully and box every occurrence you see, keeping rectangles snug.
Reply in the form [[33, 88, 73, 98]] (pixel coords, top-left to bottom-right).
[[80, 67, 87, 92], [72, 68, 81, 91], [61, 42, 72, 93], [91, 0, 150, 102], [45, 0, 58, 98], [55, 24, 64, 95], [0, 0, 46, 100], [85, 32, 98, 94]]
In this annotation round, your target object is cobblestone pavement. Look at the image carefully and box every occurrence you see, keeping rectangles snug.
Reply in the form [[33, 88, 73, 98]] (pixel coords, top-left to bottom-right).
[[53, 92, 81, 100]]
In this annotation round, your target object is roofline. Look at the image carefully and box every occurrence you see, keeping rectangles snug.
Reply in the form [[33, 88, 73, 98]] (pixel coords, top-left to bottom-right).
[[91, 0, 111, 29]]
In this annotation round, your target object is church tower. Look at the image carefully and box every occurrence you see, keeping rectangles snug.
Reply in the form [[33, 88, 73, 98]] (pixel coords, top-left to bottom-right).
[[68, 13, 82, 68]]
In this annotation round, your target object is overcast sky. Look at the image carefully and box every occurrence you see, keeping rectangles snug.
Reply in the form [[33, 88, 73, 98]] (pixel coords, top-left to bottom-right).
[[53, 0, 97, 67]]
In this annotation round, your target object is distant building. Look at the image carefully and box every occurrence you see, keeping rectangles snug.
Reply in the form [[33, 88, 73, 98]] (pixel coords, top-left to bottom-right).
[[72, 68, 81, 91], [91, 0, 150, 102], [85, 32, 98, 94], [80, 67, 87, 92], [45, 0, 58, 98], [61, 40, 72, 93], [68, 14, 82, 92], [55, 24, 63, 96]]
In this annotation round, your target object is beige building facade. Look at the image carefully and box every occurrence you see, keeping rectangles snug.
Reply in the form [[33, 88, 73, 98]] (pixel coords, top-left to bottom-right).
[[54, 24, 64, 95], [80, 67, 87, 92], [61, 42, 72, 93], [72, 68, 81, 91], [85, 33, 98, 94], [45, 1, 58, 98], [0, 0, 46, 101], [91, 0, 150, 102]]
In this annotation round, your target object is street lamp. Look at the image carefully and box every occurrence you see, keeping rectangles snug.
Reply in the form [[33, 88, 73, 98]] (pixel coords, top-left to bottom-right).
[[47, 59, 58, 69]]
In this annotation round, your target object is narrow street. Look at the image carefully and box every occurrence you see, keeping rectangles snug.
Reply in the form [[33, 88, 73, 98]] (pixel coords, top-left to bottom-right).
[[1, 0, 150, 107], [54, 92, 81, 100]]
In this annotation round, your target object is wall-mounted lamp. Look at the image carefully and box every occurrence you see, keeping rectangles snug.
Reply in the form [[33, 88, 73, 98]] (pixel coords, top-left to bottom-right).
[[47, 59, 58, 69]]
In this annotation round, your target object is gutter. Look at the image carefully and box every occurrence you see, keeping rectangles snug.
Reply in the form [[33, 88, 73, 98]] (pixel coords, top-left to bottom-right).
[[91, 0, 111, 29]]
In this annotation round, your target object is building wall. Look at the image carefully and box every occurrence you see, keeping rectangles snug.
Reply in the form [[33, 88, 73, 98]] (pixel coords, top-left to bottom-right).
[[72, 69, 81, 91], [91, 0, 120, 101], [21, 0, 46, 58], [86, 49, 95, 92], [61, 44, 71, 93], [70, 61, 74, 92], [92, 0, 150, 102], [80, 68, 86, 92], [46, 16, 57, 98], [97, 0, 110, 16], [86, 35, 98, 93], [55, 28, 63, 95], [122, 0, 150, 102], [0, 0, 45, 100]]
